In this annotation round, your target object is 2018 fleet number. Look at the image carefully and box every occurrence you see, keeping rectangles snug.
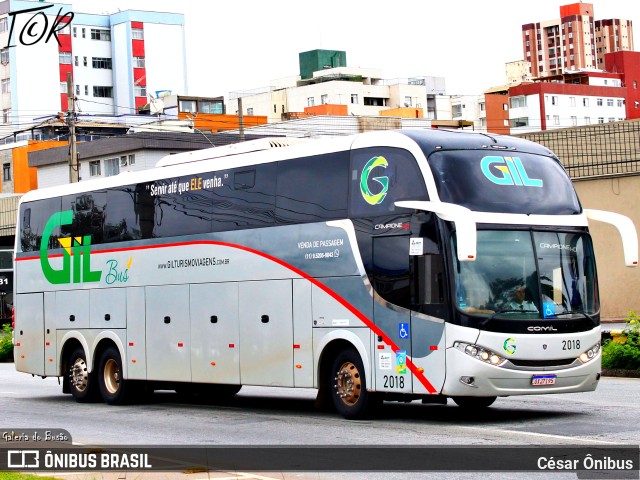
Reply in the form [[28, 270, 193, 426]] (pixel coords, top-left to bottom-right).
[[383, 375, 405, 389], [562, 340, 580, 350]]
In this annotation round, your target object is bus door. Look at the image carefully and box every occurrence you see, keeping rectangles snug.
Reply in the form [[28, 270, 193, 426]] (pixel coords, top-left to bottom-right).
[[14, 293, 45, 375], [372, 235, 413, 394]]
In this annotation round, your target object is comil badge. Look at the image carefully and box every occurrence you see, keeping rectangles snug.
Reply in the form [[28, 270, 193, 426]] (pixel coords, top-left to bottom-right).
[[360, 156, 389, 205]]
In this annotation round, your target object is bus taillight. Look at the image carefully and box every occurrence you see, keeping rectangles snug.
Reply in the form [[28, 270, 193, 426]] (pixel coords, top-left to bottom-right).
[[11, 306, 14, 329]]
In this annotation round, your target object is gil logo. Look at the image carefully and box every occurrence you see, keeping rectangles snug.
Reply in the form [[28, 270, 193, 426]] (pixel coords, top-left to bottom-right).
[[360, 156, 389, 205], [503, 337, 517, 355], [480, 156, 543, 187], [40, 210, 102, 284]]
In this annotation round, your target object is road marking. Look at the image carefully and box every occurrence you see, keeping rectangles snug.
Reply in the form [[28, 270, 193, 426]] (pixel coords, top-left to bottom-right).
[[461, 426, 623, 445]]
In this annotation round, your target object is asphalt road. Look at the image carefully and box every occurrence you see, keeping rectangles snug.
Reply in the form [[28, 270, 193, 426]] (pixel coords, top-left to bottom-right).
[[0, 363, 638, 480]]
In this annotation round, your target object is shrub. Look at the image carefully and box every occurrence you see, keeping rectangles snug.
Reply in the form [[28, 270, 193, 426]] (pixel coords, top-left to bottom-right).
[[602, 311, 640, 370], [0, 323, 13, 362]]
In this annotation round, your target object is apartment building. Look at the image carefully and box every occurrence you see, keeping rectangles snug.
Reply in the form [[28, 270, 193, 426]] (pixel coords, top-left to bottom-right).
[[228, 49, 449, 123], [0, 0, 186, 135], [522, 2, 633, 78]]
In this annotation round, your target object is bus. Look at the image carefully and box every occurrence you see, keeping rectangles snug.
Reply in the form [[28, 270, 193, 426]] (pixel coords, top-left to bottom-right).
[[13, 129, 638, 419]]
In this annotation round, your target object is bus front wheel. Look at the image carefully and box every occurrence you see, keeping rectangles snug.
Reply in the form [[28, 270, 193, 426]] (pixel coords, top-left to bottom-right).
[[330, 347, 380, 419], [451, 396, 497, 409], [98, 346, 136, 405], [67, 347, 99, 402]]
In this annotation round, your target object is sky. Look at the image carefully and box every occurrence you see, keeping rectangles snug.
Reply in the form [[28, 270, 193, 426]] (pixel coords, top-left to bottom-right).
[[69, 0, 640, 99]]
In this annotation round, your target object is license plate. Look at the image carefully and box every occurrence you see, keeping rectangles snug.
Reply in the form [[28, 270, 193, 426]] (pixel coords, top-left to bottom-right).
[[531, 374, 556, 386]]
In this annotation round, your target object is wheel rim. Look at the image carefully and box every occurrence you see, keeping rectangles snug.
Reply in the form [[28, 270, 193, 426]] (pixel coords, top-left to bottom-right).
[[70, 357, 88, 392], [103, 358, 121, 395], [334, 361, 362, 407]]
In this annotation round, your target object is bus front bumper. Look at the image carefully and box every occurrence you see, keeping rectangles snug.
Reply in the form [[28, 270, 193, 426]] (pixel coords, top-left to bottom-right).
[[441, 347, 600, 397]]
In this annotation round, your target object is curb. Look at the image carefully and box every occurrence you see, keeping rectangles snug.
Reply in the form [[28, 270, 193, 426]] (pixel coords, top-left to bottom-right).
[[601, 368, 640, 378]]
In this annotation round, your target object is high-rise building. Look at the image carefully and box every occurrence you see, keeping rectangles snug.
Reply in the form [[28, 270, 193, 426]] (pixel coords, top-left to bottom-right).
[[0, 0, 186, 135], [522, 2, 633, 78]]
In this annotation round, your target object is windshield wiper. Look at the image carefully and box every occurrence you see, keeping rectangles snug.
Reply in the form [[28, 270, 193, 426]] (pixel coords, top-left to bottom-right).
[[480, 308, 537, 328], [548, 309, 597, 325]]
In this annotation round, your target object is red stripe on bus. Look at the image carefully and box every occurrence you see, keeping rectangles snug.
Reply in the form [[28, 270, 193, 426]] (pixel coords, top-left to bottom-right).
[[16, 239, 438, 393]]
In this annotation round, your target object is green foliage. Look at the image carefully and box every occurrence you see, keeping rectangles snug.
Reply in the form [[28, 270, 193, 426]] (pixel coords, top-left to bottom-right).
[[602, 311, 640, 370], [0, 323, 13, 362]]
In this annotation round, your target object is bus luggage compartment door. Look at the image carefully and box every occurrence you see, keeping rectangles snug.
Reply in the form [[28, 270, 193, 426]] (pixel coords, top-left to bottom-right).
[[14, 293, 45, 375], [239, 279, 294, 387]]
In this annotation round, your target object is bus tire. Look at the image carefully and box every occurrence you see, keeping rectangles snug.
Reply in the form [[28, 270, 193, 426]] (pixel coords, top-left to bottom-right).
[[452, 396, 497, 409], [330, 347, 380, 419], [67, 347, 99, 403], [98, 346, 135, 405]]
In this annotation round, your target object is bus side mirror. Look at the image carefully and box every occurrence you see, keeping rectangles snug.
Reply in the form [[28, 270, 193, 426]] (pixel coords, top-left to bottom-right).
[[396, 201, 476, 262], [584, 209, 638, 267]]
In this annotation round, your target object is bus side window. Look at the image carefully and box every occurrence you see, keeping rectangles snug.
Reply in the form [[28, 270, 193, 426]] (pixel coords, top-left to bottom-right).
[[412, 254, 445, 306]]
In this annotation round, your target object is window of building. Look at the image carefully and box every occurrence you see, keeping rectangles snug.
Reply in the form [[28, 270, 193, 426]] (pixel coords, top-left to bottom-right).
[[60, 82, 67, 94], [59, 52, 71, 64], [119, 155, 135, 167], [0, 18, 7, 33], [74, 55, 78, 66], [82, 28, 85, 38], [583, 98, 589, 107], [584, 116, 591, 124], [509, 96, 527, 108], [273, 104, 276, 113], [607, 98, 614, 107], [198, 100, 223, 114], [133, 86, 146, 97], [90, 29, 111, 41], [247, 107, 254, 115], [75, 84, 80, 95], [0, 48, 8, 65], [93, 86, 113, 98], [608, 117, 615, 122], [92, 57, 112, 69], [104, 158, 119, 177], [2, 109, 9, 124], [571, 116, 577, 126], [132, 28, 144, 40], [133, 56, 145, 68], [503, 103, 508, 111], [452, 104, 462, 117], [597, 98, 603, 106], [73, 27, 76, 38], [598, 117, 604, 124], [553, 115, 560, 125], [551, 96, 558, 105], [83, 56, 87, 67], [350, 94, 358, 104], [307, 97, 315, 107], [2, 163, 10, 181], [479, 102, 485, 111], [569, 96, 576, 107], [84, 85, 88, 95], [618, 99, 625, 107], [179, 100, 196, 112], [510, 117, 529, 127], [1, 79, 9, 94], [321, 94, 329, 105], [89, 161, 101, 177]]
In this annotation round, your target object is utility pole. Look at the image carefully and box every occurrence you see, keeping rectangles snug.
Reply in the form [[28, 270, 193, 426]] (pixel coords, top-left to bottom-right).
[[237, 96, 245, 142], [66, 72, 78, 183]]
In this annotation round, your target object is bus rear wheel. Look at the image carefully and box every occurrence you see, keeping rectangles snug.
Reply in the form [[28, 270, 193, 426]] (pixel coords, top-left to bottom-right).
[[98, 346, 136, 405], [67, 347, 99, 402], [452, 396, 497, 409], [330, 347, 380, 419]]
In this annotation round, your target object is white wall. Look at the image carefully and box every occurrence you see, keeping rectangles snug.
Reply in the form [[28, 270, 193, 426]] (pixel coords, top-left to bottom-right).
[[144, 23, 186, 98]]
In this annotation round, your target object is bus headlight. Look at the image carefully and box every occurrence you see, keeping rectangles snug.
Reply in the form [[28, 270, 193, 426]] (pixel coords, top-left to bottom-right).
[[578, 342, 601, 364], [453, 341, 507, 367]]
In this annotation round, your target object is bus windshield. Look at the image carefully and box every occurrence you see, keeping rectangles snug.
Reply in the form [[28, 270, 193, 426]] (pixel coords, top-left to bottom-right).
[[453, 230, 598, 319]]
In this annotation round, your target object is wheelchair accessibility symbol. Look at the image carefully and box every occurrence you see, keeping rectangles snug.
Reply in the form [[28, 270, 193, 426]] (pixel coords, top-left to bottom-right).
[[399, 323, 410, 339]]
